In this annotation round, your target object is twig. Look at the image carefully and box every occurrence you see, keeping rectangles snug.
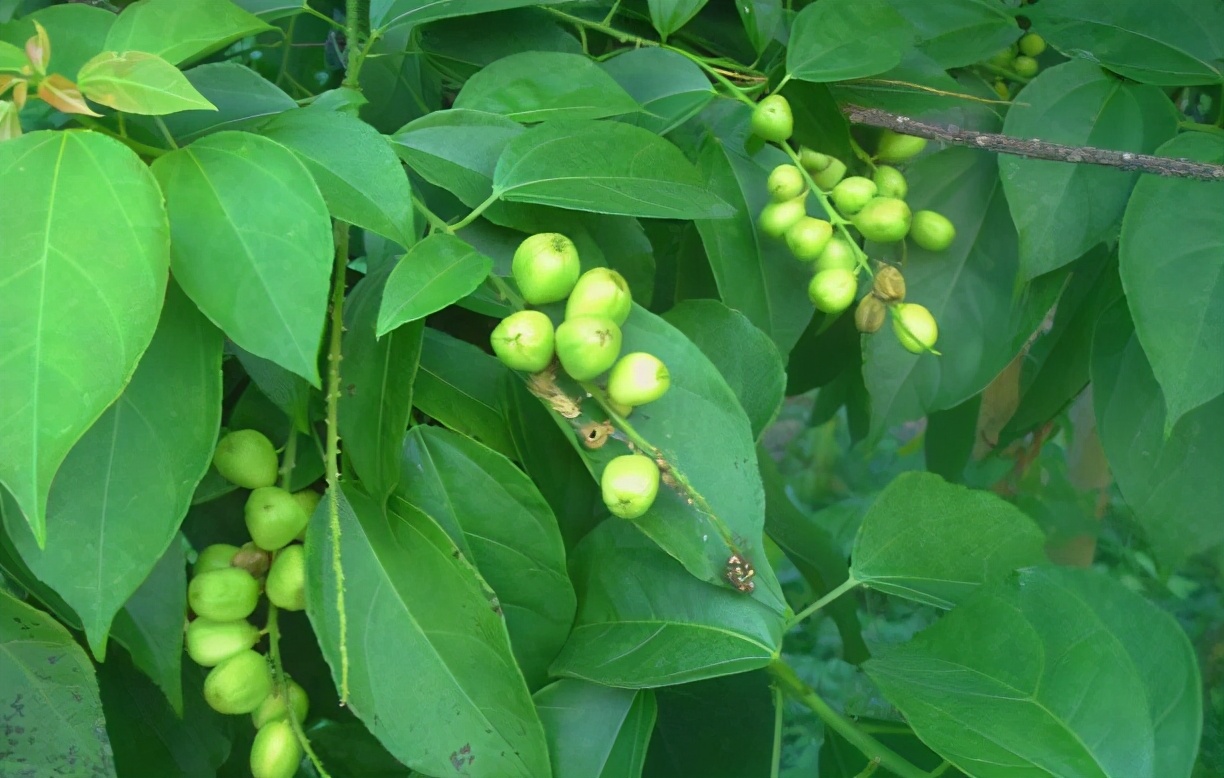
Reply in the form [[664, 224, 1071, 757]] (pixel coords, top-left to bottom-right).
[[843, 105, 1224, 181], [325, 220, 350, 703]]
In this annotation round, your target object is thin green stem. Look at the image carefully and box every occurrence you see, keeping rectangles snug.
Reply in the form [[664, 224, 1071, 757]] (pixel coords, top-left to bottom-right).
[[769, 662, 928, 778], [152, 116, 178, 150], [977, 62, 1030, 85], [774, 73, 793, 93], [411, 194, 450, 234], [600, 0, 622, 25], [928, 760, 953, 777], [786, 576, 858, 629], [665, 45, 756, 103], [302, 3, 346, 31], [267, 605, 332, 777], [770, 682, 784, 778], [448, 190, 501, 232], [326, 220, 351, 703], [274, 14, 297, 89], [488, 272, 525, 309], [853, 758, 882, 777], [1179, 120, 1224, 137], [779, 142, 873, 276], [543, 7, 658, 48]]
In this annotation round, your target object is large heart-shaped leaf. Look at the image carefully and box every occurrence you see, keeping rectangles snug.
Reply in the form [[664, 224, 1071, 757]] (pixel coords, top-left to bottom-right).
[[152, 131, 332, 385], [1000, 61, 1178, 282], [378, 233, 493, 335], [454, 51, 639, 123], [0, 130, 169, 544], [866, 566, 1201, 778], [104, 0, 273, 66], [305, 485, 550, 778], [786, 0, 913, 82], [1119, 132, 1224, 429], [535, 680, 656, 778]]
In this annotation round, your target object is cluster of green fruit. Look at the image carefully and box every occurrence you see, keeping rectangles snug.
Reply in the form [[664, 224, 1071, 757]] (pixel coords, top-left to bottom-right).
[[187, 429, 319, 778], [489, 233, 671, 521], [986, 32, 1046, 98], [749, 95, 946, 353]]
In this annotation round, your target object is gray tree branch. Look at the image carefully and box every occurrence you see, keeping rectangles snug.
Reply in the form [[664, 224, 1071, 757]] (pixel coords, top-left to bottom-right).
[[842, 105, 1224, 182]]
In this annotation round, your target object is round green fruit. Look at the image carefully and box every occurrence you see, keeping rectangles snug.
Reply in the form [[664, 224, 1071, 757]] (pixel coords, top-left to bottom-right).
[[245, 486, 310, 552], [607, 352, 670, 407], [808, 269, 858, 314], [555, 315, 622, 381], [250, 720, 303, 778], [204, 650, 273, 715], [875, 130, 927, 163], [854, 197, 912, 243], [213, 429, 279, 490], [872, 165, 908, 199], [810, 157, 847, 191], [252, 679, 309, 729], [910, 210, 957, 251], [987, 47, 1016, 68], [1018, 32, 1046, 57], [831, 176, 878, 216], [512, 233, 581, 304], [1012, 55, 1039, 78], [750, 95, 793, 142], [291, 490, 320, 520], [785, 217, 833, 261], [758, 197, 807, 239], [892, 303, 939, 353], [994, 80, 1011, 100], [566, 268, 633, 326], [266, 545, 306, 612], [798, 147, 831, 173], [490, 310, 555, 372], [766, 164, 806, 202], [814, 238, 858, 273], [189, 568, 260, 622], [194, 543, 239, 576], [186, 618, 260, 667], [601, 454, 660, 520]]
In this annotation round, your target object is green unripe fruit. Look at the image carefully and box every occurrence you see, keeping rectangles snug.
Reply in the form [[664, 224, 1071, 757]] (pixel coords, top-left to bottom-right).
[[1018, 33, 1046, 57], [785, 217, 833, 261], [189, 568, 260, 622], [855, 295, 887, 334], [910, 210, 957, 251], [987, 47, 1015, 68], [566, 268, 633, 326], [266, 545, 306, 612], [892, 303, 939, 353], [512, 233, 581, 304], [292, 490, 320, 520], [831, 176, 878, 216], [757, 197, 807, 239], [875, 130, 927, 163], [607, 352, 670, 407], [491, 310, 555, 372], [994, 80, 1011, 100], [555, 315, 622, 381], [1012, 55, 1039, 78], [808, 269, 858, 314], [213, 430, 279, 489], [750, 95, 793, 142], [246, 486, 310, 552], [798, 147, 831, 173], [250, 720, 302, 778], [194, 543, 239, 576], [204, 650, 273, 715], [814, 238, 858, 273], [601, 454, 660, 520], [872, 165, 908, 199], [766, 164, 806, 202], [854, 197, 912, 243], [252, 679, 309, 729], [186, 618, 261, 667], [810, 157, 847, 191]]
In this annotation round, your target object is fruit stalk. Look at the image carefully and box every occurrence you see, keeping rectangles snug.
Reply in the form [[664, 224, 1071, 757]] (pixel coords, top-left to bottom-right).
[[265, 604, 331, 778]]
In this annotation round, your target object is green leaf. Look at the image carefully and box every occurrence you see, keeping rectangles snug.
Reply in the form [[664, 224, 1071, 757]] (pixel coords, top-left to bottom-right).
[[535, 680, 656, 778], [417, 9, 582, 82], [77, 50, 217, 116], [371, 0, 566, 31], [865, 566, 1202, 778], [416, 328, 517, 459], [338, 267, 424, 502], [0, 4, 114, 78], [398, 426, 576, 689], [109, 539, 187, 715], [305, 484, 550, 778], [157, 63, 297, 144], [599, 47, 714, 136], [152, 131, 332, 385], [737, 0, 783, 54], [232, 0, 305, 20], [663, 300, 784, 440], [392, 109, 524, 209], [3, 283, 219, 663], [850, 472, 1048, 608], [999, 61, 1178, 282], [0, 589, 115, 776], [923, 393, 980, 484], [550, 520, 783, 687], [104, 0, 274, 66], [1092, 298, 1224, 570], [359, 25, 443, 134], [493, 120, 734, 219], [0, 38, 26, 71], [787, 0, 914, 82], [454, 51, 639, 123], [377, 233, 494, 336], [1026, 0, 1224, 86], [259, 108, 416, 247], [781, 79, 856, 166], [691, 120, 815, 355], [888, 0, 1019, 68], [0, 130, 169, 545], [1119, 132, 1224, 428], [647, 0, 708, 41]]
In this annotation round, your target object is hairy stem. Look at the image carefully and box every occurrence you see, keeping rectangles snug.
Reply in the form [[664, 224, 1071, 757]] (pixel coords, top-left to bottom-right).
[[326, 220, 350, 703]]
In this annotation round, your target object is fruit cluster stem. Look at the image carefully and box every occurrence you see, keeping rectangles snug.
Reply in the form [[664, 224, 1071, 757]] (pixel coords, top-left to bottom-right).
[[326, 220, 351, 704], [265, 603, 332, 778], [779, 143, 874, 276]]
